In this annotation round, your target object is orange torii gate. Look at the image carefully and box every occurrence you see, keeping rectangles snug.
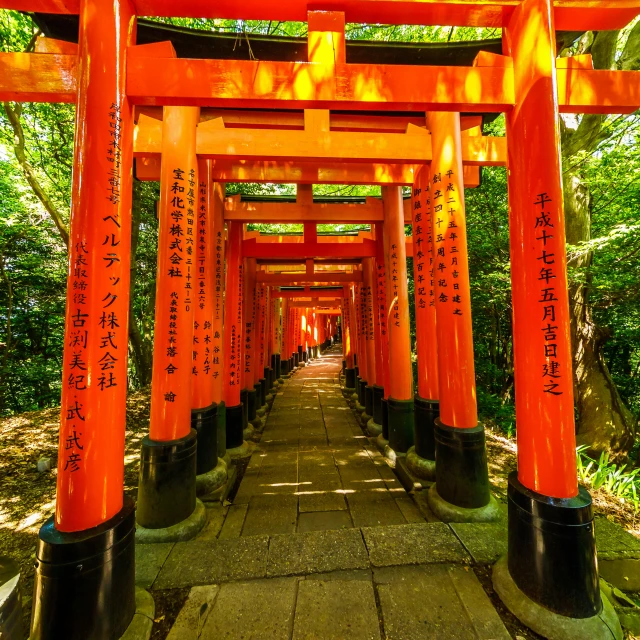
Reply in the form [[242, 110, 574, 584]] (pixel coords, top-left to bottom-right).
[[2, 1, 640, 639]]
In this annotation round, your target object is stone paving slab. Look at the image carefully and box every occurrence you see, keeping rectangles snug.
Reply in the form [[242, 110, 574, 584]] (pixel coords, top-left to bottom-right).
[[267, 528, 369, 577], [297, 510, 353, 532], [292, 578, 381, 640], [166, 585, 219, 640], [362, 523, 471, 567], [154, 536, 269, 589], [135, 542, 174, 588], [346, 491, 408, 527], [199, 578, 297, 640], [450, 522, 508, 564], [374, 565, 510, 640], [218, 504, 247, 538], [242, 494, 298, 536]]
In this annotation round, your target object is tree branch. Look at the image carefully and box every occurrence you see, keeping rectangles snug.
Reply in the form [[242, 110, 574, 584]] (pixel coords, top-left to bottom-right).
[[3, 102, 69, 248]]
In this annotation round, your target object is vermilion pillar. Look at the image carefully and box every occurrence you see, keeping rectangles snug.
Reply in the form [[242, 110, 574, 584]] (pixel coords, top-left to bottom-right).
[[243, 257, 258, 425], [280, 298, 290, 375], [137, 106, 201, 533], [342, 292, 356, 389], [32, 1, 138, 636], [355, 280, 369, 409], [223, 221, 245, 451], [382, 187, 414, 454], [190, 158, 222, 481], [426, 111, 494, 518], [408, 165, 440, 479], [494, 0, 604, 626], [375, 222, 391, 441], [210, 181, 226, 458], [149, 107, 200, 442], [363, 257, 378, 423], [348, 285, 359, 401]]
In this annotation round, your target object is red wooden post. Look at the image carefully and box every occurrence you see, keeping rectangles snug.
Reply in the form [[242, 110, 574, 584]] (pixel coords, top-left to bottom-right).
[[495, 0, 605, 627], [382, 186, 414, 454], [408, 165, 440, 478], [32, 1, 139, 636]]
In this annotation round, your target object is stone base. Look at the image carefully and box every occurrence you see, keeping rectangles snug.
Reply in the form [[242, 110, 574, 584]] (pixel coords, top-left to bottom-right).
[[251, 416, 265, 432], [351, 392, 358, 404], [406, 446, 436, 482], [0, 556, 22, 639], [493, 556, 622, 640], [223, 452, 232, 467], [360, 412, 372, 427], [196, 459, 227, 497], [257, 407, 266, 418], [427, 485, 502, 523], [298, 362, 306, 367], [375, 433, 389, 454], [383, 444, 398, 467], [355, 401, 365, 414], [120, 587, 155, 640], [342, 387, 355, 399], [243, 424, 256, 441], [278, 377, 284, 384], [135, 499, 206, 543], [227, 440, 253, 460], [366, 418, 382, 437]]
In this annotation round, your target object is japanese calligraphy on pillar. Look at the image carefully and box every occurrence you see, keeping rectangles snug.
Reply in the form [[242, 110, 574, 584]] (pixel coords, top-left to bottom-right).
[[212, 224, 224, 387], [534, 192, 564, 396], [432, 169, 464, 316], [191, 168, 213, 408], [412, 176, 435, 311]]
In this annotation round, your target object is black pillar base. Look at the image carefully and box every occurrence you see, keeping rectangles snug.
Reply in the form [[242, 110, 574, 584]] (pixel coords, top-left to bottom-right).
[[226, 403, 244, 450], [298, 345, 304, 363], [276, 353, 281, 377], [271, 354, 278, 376], [247, 389, 257, 421], [303, 349, 308, 362], [259, 378, 267, 406], [365, 385, 374, 417], [507, 471, 601, 618], [254, 382, 263, 409], [313, 346, 318, 358], [217, 401, 227, 458], [414, 395, 438, 461], [269, 367, 276, 390], [345, 367, 356, 389], [281, 360, 290, 375], [137, 429, 197, 529], [381, 397, 389, 440], [240, 388, 249, 430], [264, 366, 274, 391], [191, 403, 218, 475], [388, 397, 414, 454], [434, 419, 490, 509], [293, 353, 299, 368], [342, 359, 346, 373], [31, 497, 136, 640], [372, 385, 384, 425], [357, 378, 366, 406]]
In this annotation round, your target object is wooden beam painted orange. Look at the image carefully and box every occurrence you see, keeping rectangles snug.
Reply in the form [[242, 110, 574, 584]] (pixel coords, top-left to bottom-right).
[[4, 0, 638, 30], [4, 51, 639, 116], [134, 115, 508, 165]]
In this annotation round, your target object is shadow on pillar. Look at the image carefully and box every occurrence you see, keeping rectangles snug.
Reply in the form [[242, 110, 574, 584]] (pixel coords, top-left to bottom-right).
[[427, 420, 500, 522], [31, 497, 136, 640], [366, 385, 384, 437], [492, 472, 622, 639], [406, 396, 438, 481], [344, 367, 356, 391]]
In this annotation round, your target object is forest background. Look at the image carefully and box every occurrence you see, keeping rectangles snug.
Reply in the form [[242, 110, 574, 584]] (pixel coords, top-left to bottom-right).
[[1, 10, 639, 464]]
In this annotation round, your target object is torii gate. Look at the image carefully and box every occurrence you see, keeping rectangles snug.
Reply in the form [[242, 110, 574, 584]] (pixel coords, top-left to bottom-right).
[[1, 1, 640, 639]]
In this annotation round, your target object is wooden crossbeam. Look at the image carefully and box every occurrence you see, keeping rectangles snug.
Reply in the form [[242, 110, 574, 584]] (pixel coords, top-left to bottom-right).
[[4, 1, 639, 30], [257, 272, 361, 284], [244, 239, 377, 259], [134, 116, 507, 165], [3, 52, 638, 115], [135, 157, 481, 186]]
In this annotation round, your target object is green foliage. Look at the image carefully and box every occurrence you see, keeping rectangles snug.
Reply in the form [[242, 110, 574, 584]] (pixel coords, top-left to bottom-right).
[[577, 445, 640, 511]]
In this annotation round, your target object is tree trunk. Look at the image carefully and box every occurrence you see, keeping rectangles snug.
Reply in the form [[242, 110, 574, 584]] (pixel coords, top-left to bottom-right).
[[564, 166, 636, 457]]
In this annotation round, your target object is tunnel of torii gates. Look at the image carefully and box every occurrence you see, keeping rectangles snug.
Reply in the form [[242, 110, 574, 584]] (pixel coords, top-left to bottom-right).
[[1, 0, 640, 638]]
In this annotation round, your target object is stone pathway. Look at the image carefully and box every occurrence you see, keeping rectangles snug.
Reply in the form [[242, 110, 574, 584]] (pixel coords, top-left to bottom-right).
[[137, 347, 518, 639]]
